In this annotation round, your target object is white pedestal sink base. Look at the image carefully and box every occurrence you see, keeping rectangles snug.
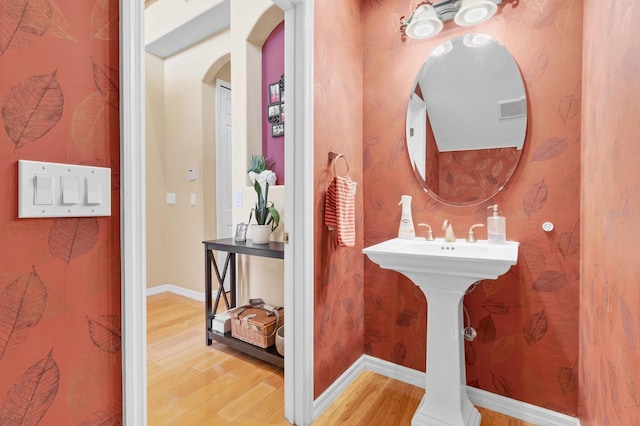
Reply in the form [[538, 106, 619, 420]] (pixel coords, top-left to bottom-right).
[[412, 395, 480, 426], [409, 283, 480, 426]]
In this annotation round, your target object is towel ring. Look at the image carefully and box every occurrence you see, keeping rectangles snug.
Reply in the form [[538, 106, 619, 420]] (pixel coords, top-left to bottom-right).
[[331, 153, 350, 177]]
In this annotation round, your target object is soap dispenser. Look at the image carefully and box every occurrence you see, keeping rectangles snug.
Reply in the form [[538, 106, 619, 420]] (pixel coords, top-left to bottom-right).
[[487, 204, 506, 243], [398, 195, 415, 239]]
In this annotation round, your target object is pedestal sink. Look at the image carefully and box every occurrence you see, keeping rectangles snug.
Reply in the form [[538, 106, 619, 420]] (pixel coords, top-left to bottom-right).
[[363, 238, 519, 426]]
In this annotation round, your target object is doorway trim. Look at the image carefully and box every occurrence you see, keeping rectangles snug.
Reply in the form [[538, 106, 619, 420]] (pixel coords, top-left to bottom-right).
[[215, 79, 233, 241], [274, 0, 314, 424], [120, 0, 147, 425], [120, 1, 314, 425]]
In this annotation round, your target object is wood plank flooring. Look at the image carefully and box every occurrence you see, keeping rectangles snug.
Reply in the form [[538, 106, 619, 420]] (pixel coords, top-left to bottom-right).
[[147, 292, 533, 425]]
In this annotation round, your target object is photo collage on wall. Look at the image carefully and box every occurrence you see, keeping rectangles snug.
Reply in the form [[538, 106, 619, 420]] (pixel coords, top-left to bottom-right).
[[267, 74, 285, 137]]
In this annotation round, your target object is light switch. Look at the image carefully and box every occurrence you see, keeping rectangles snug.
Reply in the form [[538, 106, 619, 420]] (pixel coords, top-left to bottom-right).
[[61, 176, 79, 205], [34, 175, 54, 205], [86, 177, 102, 205], [18, 160, 111, 218]]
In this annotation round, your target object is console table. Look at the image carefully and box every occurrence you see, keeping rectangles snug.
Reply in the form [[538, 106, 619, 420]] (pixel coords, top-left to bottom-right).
[[203, 238, 285, 368]]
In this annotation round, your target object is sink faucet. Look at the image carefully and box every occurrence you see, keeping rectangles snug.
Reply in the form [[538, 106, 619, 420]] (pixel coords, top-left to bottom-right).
[[442, 220, 456, 242], [417, 223, 435, 240]]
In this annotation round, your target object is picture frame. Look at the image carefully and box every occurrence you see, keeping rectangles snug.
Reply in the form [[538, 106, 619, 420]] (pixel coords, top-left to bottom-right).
[[280, 103, 285, 123], [269, 82, 281, 103], [272, 123, 284, 137], [268, 103, 281, 121], [234, 222, 248, 242]]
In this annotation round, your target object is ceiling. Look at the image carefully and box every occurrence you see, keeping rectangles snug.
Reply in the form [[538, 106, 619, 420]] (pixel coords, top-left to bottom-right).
[[144, 0, 231, 58]]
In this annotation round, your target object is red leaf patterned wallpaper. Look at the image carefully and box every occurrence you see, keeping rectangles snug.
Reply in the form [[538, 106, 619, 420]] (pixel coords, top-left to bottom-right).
[[313, 0, 365, 398], [580, 0, 640, 424], [0, 0, 121, 423]]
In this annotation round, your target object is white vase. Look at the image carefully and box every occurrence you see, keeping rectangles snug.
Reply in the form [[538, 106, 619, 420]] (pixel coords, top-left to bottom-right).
[[250, 224, 272, 244]]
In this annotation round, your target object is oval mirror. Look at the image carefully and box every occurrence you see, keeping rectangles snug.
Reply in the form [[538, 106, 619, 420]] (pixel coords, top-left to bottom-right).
[[406, 33, 527, 206]]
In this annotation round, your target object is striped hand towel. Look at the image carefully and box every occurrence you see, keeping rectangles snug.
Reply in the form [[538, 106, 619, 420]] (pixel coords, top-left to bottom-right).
[[325, 175, 355, 247]]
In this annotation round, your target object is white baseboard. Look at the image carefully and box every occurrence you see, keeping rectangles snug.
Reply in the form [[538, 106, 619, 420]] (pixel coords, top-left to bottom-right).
[[314, 355, 580, 426], [466, 385, 580, 426], [146, 284, 205, 302], [312, 356, 367, 419]]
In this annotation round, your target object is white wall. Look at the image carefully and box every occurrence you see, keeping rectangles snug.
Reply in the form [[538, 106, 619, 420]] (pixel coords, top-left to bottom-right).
[[145, 0, 224, 45], [145, 0, 286, 304], [145, 52, 167, 288], [158, 32, 230, 292]]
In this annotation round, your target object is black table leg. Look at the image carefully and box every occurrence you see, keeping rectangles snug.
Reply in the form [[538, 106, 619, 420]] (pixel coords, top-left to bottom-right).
[[205, 248, 212, 345], [230, 253, 236, 307]]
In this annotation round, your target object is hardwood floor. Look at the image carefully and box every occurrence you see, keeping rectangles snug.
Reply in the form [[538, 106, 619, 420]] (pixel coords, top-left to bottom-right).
[[147, 292, 534, 425], [147, 292, 285, 425]]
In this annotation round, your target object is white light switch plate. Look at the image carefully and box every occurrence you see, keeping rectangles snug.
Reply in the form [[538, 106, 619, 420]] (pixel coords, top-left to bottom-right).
[[18, 160, 111, 218]]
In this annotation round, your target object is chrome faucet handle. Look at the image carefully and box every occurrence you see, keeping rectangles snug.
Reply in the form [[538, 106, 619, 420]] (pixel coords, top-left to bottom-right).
[[442, 219, 450, 230], [418, 223, 434, 240], [466, 223, 484, 243]]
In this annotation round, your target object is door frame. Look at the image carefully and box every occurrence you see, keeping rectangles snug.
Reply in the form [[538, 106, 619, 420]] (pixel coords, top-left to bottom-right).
[[275, 0, 315, 424], [120, 1, 315, 425], [120, 0, 147, 424]]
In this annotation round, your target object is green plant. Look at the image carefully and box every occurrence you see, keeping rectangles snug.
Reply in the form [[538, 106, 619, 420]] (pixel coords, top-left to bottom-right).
[[248, 180, 280, 232], [248, 154, 275, 174]]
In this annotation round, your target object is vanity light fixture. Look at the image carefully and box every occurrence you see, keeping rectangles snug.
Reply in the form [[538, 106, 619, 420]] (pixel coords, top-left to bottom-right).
[[404, 4, 443, 40], [454, 0, 498, 26], [401, 0, 502, 40]]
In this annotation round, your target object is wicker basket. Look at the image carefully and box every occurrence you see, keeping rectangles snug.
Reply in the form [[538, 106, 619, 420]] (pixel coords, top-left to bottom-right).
[[229, 306, 284, 348]]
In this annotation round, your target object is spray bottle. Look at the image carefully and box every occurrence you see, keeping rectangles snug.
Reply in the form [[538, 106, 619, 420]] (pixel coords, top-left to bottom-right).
[[398, 195, 415, 239]]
